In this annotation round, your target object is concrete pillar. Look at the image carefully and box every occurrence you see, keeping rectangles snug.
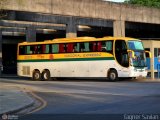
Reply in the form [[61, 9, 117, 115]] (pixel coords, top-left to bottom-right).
[[66, 18, 77, 38], [113, 20, 125, 37], [26, 27, 36, 42], [66, 32, 77, 38], [151, 41, 154, 79], [0, 29, 2, 77]]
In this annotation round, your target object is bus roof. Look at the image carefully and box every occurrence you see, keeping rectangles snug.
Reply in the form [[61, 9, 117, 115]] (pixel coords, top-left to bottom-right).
[[18, 36, 140, 45], [97, 37, 139, 41]]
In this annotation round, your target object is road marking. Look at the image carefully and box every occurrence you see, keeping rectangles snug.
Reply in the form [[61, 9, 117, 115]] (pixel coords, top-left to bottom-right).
[[16, 87, 47, 115], [26, 90, 47, 114]]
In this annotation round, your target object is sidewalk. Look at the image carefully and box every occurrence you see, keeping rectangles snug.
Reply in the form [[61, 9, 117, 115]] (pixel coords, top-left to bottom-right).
[[0, 85, 34, 115], [134, 78, 160, 82]]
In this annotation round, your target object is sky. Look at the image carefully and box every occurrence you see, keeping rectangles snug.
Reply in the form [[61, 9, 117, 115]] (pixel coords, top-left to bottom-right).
[[104, 0, 125, 2]]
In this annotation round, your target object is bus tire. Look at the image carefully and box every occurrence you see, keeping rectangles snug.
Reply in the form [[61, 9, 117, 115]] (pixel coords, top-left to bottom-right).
[[32, 70, 41, 81], [41, 70, 51, 81], [108, 69, 118, 81]]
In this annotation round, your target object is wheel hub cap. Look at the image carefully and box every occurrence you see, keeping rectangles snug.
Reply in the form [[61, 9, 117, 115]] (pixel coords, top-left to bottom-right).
[[110, 73, 116, 80]]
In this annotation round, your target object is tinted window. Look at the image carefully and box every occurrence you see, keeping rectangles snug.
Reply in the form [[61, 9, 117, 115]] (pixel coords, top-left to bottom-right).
[[59, 44, 65, 53], [52, 44, 59, 53], [42, 44, 50, 54], [101, 41, 113, 53], [67, 43, 74, 53], [19, 46, 26, 55], [73, 43, 80, 52], [128, 41, 144, 50]]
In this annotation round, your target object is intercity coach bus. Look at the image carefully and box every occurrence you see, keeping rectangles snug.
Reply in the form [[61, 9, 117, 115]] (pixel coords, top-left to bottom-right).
[[17, 37, 151, 81]]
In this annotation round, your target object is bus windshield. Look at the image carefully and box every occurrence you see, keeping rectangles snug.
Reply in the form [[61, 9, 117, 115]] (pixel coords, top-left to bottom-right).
[[131, 51, 147, 67], [128, 40, 146, 67], [128, 40, 144, 51]]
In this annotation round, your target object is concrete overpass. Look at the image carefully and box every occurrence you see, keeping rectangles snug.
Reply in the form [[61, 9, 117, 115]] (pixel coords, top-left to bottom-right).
[[1, 0, 160, 37], [0, 0, 160, 78]]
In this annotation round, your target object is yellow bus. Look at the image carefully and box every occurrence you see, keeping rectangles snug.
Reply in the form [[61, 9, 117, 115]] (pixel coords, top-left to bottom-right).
[[17, 37, 150, 81]]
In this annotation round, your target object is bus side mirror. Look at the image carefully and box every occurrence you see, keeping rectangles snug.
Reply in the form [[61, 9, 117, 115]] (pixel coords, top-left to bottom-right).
[[145, 51, 151, 58], [127, 50, 135, 58]]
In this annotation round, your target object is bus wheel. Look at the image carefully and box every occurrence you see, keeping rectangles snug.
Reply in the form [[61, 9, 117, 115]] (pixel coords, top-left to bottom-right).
[[41, 70, 51, 81], [108, 70, 118, 81], [32, 70, 41, 81]]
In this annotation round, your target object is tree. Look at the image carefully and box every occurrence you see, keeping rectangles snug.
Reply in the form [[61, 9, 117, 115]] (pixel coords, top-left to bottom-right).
[[125, 0, 160, 8]]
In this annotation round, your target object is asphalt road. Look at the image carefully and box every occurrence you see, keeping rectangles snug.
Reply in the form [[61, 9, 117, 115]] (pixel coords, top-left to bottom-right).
[[1, 78, 160, 120]]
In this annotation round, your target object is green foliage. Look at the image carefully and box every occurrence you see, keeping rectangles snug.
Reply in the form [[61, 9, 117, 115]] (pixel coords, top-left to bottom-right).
[[125, 0, 160, 8]]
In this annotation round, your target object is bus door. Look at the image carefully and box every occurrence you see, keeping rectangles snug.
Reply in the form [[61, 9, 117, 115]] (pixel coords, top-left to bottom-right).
[[115, 40, 129, 76]]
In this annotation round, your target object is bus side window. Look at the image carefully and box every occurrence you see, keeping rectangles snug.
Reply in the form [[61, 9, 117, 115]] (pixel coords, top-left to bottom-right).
[[42, 44, 50, 54], [67, 43, 74, 53], [64, 44, 67, 53], [37, 45, 42, 54], [52, 44, 59, 53], [89, 42, 96, 52], [59, 43, 67, 53], [97, 42, 101, 52], [30, 46, 35, 54], [34, 46, 38, 54], [101, 42, 107, 52], [46, 45, 50, 54], [106, 41, 113, 53], [80, 43, 85, 52], [84, 42, 89, 52], [42, 45, 46, 54], [19, 46, 26, 55], [26, 45, 35, 54], [73, 43, 80, 52], [26, 46, 32, 54], [59, 44, 65, 53], [101, 41, 113, 53]]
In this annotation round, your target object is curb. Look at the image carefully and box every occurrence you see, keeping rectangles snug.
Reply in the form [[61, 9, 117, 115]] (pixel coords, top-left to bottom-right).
[[133, 79, 160, 82], [0, 101, 34, 115], [0, 87, 47, 117], [0, 91, 34, 116]]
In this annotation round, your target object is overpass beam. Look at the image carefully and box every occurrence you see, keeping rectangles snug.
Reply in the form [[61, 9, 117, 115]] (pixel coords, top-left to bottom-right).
[[26, 27, 36, 42], [113, 20, 125, 37], [66, 18, 77, 38], [0, 29, 2, 77]]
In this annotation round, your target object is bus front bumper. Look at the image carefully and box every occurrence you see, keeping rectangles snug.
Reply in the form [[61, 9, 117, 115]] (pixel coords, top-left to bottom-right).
[[129, 69, 148, 77]]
